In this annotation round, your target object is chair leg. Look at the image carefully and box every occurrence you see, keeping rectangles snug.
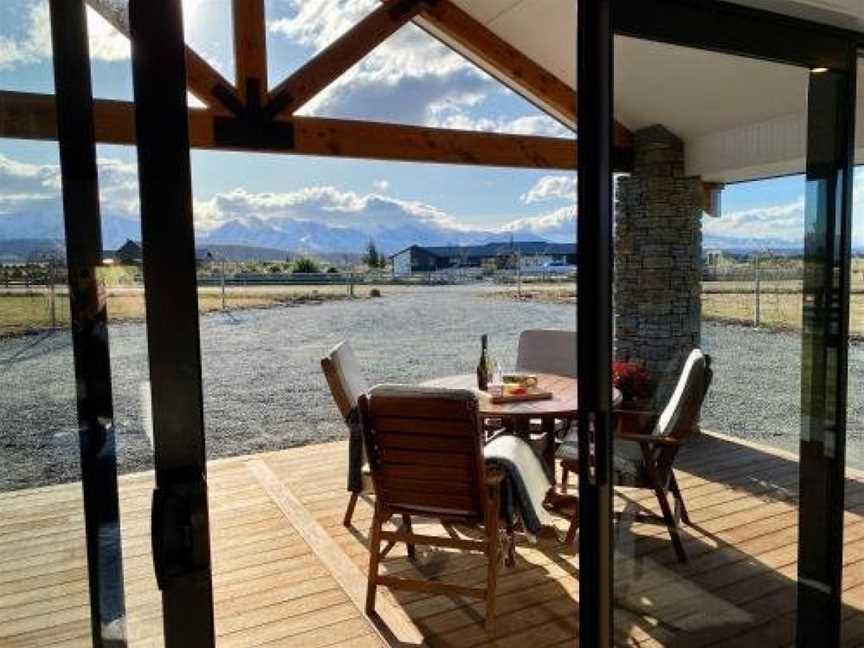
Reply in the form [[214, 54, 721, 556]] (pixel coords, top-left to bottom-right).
[[565, 503, 579, 547], [365, 507, 383, 615], [485, 522, 499, 632], [654, 486, 687, 563], [504, 519, 516, 568], [561, 466, 570, 493], [669, 472, 690, 525], [343, 491, 359, 528], [402, 514, 416, 560]]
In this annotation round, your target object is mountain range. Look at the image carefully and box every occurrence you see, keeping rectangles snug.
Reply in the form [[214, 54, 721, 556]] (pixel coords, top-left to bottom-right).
[[0, 210, 828, 262], [0, 211, 555, 261]]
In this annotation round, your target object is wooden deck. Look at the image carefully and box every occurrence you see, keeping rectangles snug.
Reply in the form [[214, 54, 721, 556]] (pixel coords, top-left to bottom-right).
[[1, 430, 863, 647]]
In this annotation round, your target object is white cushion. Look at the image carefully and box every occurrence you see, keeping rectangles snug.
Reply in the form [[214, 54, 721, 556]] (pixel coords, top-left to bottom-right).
[[656, 349, 705, 437]]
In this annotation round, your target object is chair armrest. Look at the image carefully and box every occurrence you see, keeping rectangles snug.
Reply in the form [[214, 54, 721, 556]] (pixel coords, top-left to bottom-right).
[[615, 432, 682, 446]]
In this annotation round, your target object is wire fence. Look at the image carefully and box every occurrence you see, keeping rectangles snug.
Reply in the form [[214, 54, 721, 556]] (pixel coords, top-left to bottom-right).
[[6, 262, 864, 337]]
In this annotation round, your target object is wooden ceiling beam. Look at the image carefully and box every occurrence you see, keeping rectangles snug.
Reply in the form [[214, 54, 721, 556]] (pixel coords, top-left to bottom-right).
[[232, 0, 268, 105], [416, 0, 633, 148], [0, 91, 594, 171], [85, 0, 241, 114], [265, 0, 430, 118]]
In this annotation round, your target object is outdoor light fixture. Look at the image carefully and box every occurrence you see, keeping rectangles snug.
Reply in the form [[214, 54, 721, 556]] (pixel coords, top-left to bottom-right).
[[811, 67, 830, 73]]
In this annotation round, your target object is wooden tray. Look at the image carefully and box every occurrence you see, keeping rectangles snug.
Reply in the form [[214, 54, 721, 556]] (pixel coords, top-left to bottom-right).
[[489, 389, 553, 404]]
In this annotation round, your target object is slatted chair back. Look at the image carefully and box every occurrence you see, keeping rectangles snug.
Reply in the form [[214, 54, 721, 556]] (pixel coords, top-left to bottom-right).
[[358, 385, 487, 520], [321, 341, 369, 418], [515, 329, 578, 378], [653, 349, 713, 476]]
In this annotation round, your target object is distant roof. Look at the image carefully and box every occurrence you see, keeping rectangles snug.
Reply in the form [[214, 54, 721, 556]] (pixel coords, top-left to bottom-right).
[[391, 241, 576, 259]]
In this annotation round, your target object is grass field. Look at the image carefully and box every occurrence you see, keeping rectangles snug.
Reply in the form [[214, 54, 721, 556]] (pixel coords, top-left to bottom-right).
[[8, 280, 864, 338], [492, 281, 864, 336], [0, 284, 400, 337]]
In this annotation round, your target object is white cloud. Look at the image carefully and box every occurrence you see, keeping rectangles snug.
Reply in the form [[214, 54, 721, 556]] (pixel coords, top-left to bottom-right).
[[0, 2, 131, 69], [0, 2, 51, 69], [703, 195, 805, 243], [0, 152, 139, 215], [193, 185, 466, 233], [521, 175, 577, 204], [500, 205, 577, 240], [86, 6, 131, 62], [270, 1, 481, 120], [373, 179, 390, 192], [427, 110, 570, 138], [267, 0, 568, 137]]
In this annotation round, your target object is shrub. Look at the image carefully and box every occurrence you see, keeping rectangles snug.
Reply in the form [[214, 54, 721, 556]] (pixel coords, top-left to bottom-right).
[[292, 257, 321, 274], [369, 288, 382, 298]]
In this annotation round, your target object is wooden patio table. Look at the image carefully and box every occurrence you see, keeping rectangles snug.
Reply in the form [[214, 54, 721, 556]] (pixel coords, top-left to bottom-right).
[[421, 372, 622, 471]]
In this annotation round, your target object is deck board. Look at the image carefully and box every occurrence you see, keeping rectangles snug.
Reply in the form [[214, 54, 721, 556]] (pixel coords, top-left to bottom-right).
[[0, 431, 862, 646]]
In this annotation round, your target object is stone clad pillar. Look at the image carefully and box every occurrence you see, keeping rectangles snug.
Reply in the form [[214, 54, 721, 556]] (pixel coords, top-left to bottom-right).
[[615, 125, 704, 402]]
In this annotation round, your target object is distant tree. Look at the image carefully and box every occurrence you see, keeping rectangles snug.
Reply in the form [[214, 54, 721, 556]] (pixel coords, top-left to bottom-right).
[[292, 257, 321, 274], [363, 240, 386, 269]]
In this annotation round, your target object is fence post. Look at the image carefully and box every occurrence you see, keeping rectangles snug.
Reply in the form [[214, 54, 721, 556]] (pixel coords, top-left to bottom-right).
[[49, 261, 56, 329], [220, 258, 226, 310], [754, 253, 761, 329]]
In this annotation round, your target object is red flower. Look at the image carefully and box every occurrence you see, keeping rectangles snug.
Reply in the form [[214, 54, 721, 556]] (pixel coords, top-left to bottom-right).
[[612, 361, 654, 401]]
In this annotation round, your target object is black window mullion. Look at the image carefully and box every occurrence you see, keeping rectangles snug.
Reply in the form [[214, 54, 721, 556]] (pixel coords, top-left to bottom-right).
[[47, 1, 127, 645], [797, 54, 857, 647], [128, 1, 215, 646], [577, 1, 615, 646]]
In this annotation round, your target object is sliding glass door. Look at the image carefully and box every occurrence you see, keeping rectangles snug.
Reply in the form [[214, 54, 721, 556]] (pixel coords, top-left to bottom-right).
[[578, 2, 858, 645]]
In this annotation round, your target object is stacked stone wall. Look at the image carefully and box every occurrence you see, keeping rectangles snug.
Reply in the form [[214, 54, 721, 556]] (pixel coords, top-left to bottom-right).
[[615, 125, 704, 401]]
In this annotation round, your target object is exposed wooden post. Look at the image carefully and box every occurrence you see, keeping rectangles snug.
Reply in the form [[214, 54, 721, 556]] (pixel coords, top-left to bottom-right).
[[232, 0, 268, 106], [266, 0, 430, 118]]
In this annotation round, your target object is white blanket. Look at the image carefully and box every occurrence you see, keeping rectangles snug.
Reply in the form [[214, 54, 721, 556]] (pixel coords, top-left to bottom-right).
[[484, 435, 554, 538]]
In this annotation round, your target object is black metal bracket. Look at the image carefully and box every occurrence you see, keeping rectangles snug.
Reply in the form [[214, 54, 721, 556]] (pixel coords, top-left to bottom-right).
[[151, 471, 211, 591], [212, 77, 297, 150], [213, 115, 295, 150]]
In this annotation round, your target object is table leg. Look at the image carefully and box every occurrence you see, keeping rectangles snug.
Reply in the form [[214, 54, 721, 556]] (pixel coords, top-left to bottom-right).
[[541, 417, 557, 479]]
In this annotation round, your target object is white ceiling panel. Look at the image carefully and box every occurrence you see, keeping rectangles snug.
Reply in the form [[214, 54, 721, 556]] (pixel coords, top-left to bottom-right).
[[436, 0, 864, 181]]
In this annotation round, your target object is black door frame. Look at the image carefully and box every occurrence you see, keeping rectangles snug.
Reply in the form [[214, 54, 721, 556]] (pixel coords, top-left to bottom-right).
[[128, 1, 216, 646], [48, 1, 127, 645], [578, 1, 858, 645]]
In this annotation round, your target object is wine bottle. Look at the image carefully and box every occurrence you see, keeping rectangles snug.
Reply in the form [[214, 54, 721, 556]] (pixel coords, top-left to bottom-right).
[[477, 334, 489, 391]]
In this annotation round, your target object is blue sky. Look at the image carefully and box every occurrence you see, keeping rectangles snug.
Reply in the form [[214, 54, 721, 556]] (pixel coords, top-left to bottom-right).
[[0, 0, 858, 250]]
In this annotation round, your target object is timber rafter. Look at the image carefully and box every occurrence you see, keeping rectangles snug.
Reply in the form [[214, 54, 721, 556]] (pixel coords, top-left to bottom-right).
[[0, 90, 590, 170], [26, 0, 636, 170]]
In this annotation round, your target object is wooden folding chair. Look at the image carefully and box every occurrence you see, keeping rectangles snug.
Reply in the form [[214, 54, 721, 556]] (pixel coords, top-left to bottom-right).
[[358, 385, 514, 632], [321, 340, 373, 528], [557, 349, 713, 561]]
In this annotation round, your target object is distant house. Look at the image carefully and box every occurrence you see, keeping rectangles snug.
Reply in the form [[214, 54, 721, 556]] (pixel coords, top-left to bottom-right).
[[104, 239, 143, 265], [390, 241, 577, 276], [104, 240, 226, 266]]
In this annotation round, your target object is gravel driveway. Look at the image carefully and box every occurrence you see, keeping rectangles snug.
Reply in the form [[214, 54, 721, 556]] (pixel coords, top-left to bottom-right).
[[1, 284, 862, 491]]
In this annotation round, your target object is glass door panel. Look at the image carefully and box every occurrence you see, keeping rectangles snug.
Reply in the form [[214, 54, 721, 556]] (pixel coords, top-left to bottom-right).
[[610, 37, 810, 645], [840, 51, 864, 646]]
